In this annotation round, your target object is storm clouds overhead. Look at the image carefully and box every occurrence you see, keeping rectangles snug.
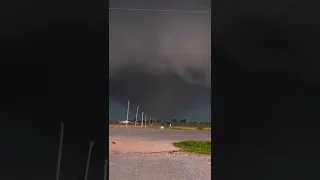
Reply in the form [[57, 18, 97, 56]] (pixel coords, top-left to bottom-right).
[[109, 0, 211, 121]]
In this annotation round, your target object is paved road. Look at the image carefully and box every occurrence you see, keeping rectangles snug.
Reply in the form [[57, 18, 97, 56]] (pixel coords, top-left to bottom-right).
[[109, 128, 211, 142], [109, 128, 211, 180]]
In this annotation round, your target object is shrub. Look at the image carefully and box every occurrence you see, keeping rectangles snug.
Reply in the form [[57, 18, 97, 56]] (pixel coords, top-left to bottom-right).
[[196, 127, 204, 131]]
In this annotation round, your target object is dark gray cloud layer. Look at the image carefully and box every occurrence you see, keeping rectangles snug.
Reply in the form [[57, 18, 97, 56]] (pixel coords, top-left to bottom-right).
[[109, 68, 211, 119], [109, 0, 211, 119], [109, 4, 211, 86]]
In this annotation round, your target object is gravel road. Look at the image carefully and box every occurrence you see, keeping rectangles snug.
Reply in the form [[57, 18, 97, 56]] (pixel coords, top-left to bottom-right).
[[109, 128, 211, 180], [109, 152, 211, 180]]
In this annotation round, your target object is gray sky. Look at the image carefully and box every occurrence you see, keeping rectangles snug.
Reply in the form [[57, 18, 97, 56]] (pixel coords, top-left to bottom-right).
[[109, 0, 211, 121]]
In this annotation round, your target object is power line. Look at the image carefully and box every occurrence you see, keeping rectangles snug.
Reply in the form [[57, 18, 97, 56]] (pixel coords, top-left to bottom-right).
[[109, 7, 211, 13]]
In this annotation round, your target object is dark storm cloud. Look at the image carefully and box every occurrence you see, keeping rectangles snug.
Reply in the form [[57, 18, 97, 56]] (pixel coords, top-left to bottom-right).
[[109, 67, 211, 119], [109, 0, 211, 119], [109, 6, 211, 86]]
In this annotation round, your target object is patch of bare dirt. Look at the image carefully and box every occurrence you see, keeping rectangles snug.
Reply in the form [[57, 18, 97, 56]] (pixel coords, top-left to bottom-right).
[[109, 136, 180, 153]]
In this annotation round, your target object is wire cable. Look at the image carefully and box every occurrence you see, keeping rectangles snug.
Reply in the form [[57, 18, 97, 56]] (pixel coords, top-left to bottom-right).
[[109, 7, 211, 13]]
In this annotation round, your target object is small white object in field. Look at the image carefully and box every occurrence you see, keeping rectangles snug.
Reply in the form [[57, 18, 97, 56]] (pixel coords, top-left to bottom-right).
[[169, 124, 171, 127], [160, 126, 164, 130]]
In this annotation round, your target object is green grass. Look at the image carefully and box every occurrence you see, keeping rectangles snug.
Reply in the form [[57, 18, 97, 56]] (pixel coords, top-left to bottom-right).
[[168, 127, 188, 130], [173, 140, 211, 155], [169, 122, 211, 128], [168, 126, 211, 131]]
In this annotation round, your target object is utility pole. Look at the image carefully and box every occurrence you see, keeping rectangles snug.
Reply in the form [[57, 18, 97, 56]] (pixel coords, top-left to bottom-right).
[[134, 105, 139, 127], [126, 100, 130, 128], [85, 141, 94, 180], [141, 112, 144, 128], [56, 122, 64, 180], [145, 113, 147, 128], [104, 158, 108, 180]]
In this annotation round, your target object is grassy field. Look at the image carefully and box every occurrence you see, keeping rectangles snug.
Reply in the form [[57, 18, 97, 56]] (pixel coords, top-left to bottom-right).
[[168, 126, 211, 131], [109, 122, 211, 131], [109, 124, 143, 128], [165, 122, 211, 131], [169, 122, 211, 127], [173, 140, 211, 155]]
